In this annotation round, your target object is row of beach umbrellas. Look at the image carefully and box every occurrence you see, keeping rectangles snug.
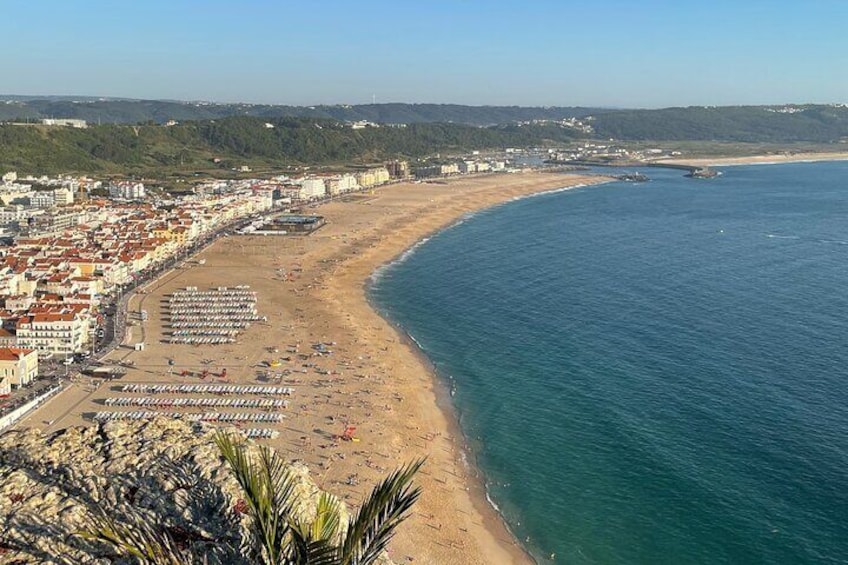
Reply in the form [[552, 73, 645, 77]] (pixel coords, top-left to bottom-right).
[[168, 336, 236, 344], [244, 428, 278, 439], [167, 307, 258, 315], [121, 384, 294, 395], [169, 321, 249, 328], [170, 329, 240, 337], [104, 397, 288, 408], [93, 411, 284, 423]]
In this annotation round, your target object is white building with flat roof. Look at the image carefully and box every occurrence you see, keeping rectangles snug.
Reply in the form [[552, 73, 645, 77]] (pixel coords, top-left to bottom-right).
[[40, 118, 87, 128], [16, 312, 91, 358], [326, 174, 359, 196], [299, 178, 327, 200], [109, 182, 146, 200], [30, 191, 55, 208]]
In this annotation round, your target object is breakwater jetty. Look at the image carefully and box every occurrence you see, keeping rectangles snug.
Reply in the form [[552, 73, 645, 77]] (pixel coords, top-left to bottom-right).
[[646, 162, 719, 178], [546, 159, 718, 179]]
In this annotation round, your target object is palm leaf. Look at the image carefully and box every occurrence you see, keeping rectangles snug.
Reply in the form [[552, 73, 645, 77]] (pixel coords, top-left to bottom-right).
[[310, 493, 342, 542], [285, 492, 343, 565], [286, 530, 340, 565], [73, 506, 190, 565], [216, 431, 298, 564], [339, 459, 424, 565]]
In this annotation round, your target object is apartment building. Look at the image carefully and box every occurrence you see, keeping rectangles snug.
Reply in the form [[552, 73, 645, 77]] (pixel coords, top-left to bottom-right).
[[109, 182, 146, 200], [299, 178, 327, 200], [16, 311, 91, 358]]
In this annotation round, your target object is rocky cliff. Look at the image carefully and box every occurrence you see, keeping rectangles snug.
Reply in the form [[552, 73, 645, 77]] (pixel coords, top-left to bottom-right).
[[0, 419, 379, 564]]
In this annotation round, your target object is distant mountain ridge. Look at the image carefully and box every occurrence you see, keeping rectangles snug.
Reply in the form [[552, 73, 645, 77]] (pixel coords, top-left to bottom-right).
[[4, 97, 848, 143], [0, 98, 599, 126], [590, 104, 848, 143]]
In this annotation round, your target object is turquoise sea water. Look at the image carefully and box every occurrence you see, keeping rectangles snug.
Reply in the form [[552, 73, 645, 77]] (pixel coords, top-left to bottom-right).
[[369, 162, 848, 564]]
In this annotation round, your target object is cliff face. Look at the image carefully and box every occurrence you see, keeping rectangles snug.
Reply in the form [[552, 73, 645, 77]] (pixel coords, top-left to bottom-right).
[[0, 419, 361, 564]]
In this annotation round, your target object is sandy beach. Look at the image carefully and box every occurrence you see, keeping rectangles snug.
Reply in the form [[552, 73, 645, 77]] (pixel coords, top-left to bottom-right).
[[18, 171, 608, 564]]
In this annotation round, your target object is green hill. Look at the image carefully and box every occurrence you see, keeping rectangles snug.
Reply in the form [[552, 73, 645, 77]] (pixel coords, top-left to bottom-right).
[[0, 117, 584, 174], [590, 105, 848, 142], [6, 98, 848, 143], [0, 98, 598, 127]]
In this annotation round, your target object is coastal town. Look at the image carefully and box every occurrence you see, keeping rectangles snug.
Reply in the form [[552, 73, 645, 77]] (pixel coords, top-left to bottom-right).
[[0, 144, 610, 562], [0, 150, 531, 429], [4, 1, 848, 562], [0, 130, 820, 564]]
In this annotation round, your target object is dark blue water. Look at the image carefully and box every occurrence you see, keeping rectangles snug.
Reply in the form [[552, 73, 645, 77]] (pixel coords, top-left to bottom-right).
[[369, 163, 848, 564]]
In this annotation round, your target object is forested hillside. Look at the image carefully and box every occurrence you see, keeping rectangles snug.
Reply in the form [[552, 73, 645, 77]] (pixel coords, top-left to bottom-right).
[[6, 98, 848, 143], [0, 117, 583, 173], [590, 105, 848, 142], [0, 98, 597, 127]]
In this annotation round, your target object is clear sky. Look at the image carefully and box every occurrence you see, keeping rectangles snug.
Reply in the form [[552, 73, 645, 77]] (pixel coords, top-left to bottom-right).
[[4, 0, 848, 108]]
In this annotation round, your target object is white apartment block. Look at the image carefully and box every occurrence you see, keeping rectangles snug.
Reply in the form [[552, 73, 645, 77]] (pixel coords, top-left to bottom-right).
[[326, 174, 359, 196], [16, 312, 91, 358], [0, 206, 39, 229], [53, 188, 74, 205], [40, 118, 87, 128], [30, 191, 55, 208], [109, 182, 146, 200], [299, 178, 327, 200]]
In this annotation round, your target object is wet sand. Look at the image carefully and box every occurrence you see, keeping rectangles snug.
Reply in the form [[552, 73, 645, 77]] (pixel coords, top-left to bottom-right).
[[19, 171, 608, 564]]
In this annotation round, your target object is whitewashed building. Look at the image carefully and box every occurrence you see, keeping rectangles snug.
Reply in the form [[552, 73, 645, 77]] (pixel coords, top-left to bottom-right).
[[0, 347, 38, 391], [16, 312, 92, 358], [299, 178, 327, 200], [109, 182, 146, 200]]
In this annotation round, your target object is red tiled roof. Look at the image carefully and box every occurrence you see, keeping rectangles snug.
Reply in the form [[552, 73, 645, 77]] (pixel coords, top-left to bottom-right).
[[0, 347, 33, 361]]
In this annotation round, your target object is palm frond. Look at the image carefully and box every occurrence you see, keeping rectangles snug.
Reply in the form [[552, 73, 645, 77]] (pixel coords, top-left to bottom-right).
[[72, 506, 190, 565], [286, 529, 340, 565], [216, 431, 298, 564], [310, 492, 342, 542], [340, 459, 424, 565], [285, 492, 343, 565]]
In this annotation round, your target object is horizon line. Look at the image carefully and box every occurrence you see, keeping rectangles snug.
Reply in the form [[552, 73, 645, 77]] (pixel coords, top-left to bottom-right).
[[2, 94, 846, 112]]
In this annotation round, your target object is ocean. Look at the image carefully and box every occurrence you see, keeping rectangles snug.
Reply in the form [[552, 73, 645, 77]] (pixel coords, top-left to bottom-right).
[[368, 162, 848, 564]]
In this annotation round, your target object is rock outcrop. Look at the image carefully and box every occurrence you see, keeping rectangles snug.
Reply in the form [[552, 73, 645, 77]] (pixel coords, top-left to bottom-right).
[[0, 419, 370, 564]]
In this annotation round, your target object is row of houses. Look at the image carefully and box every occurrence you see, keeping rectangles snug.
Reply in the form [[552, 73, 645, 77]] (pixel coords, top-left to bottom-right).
[[414, 159, 506, 178], [0, 188, 274, 362], [277, 165, 397, 201]]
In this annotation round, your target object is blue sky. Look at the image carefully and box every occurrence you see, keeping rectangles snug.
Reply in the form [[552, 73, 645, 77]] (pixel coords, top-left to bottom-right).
[[3, 0, 847, 108]]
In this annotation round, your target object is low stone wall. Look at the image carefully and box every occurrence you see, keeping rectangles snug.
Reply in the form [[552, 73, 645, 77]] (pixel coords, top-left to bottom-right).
[[0, 384, 62, 433]]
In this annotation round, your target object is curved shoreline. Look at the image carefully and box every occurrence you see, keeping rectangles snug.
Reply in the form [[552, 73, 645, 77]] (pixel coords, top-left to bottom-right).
[[18, 171, 611, 564], [362, 178, 608, 563], [349, 174, 612, 563]]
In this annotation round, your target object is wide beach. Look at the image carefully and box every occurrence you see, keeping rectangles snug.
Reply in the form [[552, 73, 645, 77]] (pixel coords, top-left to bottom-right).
[[19, 171, 608, 564]]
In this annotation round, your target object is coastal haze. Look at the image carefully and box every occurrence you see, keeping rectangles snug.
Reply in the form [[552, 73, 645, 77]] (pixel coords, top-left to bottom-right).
[[3, 1, 848, 564]]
